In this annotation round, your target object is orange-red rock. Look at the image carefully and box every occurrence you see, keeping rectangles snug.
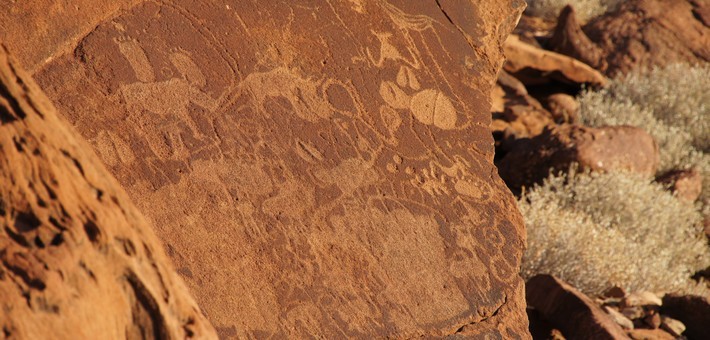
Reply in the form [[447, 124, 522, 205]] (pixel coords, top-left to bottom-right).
[[497, 124, 659, 190], [0, 46, 216, 339], [526, 275, 629, 340], [0, 0, 142, 73], [584, 0, 710, 76], [544, 93, 579, 124], [627, 328, 674, 340], [656, 169, 703, 202], [527, 309, 567, 340], [661, 294, 710, 339], [6, 0, 531, 338], [491, 72, 556, 140], [547, 6, 607, 73], [503, 34, 608, 87], [603, 306, 634, 330]]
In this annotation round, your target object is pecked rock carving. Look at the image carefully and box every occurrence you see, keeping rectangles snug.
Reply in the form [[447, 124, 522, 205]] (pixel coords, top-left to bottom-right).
[[0, 46, 216, 339], [8, 0, 530, 337]]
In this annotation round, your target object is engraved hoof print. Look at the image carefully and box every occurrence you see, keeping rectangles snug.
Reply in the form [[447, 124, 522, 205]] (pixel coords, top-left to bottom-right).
[[380, 66, 457, 130]]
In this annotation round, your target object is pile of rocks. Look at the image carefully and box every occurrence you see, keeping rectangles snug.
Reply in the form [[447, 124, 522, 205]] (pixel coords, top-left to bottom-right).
[[495, 1, 710, 338], [491, 0, 710, 189], [527, 275, 710, 339], [493, 0, 709, 196]]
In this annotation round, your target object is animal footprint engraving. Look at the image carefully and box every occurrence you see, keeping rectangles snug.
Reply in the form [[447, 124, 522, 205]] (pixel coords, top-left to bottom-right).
[[380, 65, 457, 129], [396, 65, 420, 90], [117, 37, 154, 82], [410, 89, 457, 130]]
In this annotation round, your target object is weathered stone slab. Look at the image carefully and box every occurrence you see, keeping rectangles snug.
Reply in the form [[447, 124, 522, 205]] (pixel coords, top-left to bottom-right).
[[29, 0, 528, 337], [0, 46, 216, 339], [0, 0, 141, 72], [527, 275, 629, 340]]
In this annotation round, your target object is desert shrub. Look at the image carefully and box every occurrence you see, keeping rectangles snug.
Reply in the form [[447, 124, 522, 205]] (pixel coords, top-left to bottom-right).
[[603, 63, 710, 152], [520, 169, 710, 295], [525, 0, 624, 22], [579, 63, 710, 195]]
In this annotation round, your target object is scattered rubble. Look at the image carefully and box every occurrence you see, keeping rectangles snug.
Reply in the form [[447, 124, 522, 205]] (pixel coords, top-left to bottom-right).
[[526, 275, 628, 339], [662, 294, 710, 339], [528, 275, 696, 339], [498, 1, 709, 338]]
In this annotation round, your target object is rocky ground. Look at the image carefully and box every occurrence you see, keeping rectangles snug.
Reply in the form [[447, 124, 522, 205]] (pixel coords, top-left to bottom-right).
[[497, 1, 710, 339]]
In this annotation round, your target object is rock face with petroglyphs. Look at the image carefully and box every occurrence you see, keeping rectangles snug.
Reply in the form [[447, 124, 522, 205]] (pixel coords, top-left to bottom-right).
[[0, 47, 216, 339], [6, 0, 529, 337]]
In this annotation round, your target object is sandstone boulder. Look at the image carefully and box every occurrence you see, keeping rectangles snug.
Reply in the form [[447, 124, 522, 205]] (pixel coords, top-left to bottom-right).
[[642, 311, 661, 329], [603, 286, 627, 299], [526, 275, 629, 340], [621, 292, 663, 308], [659, 316, 686, 338], [603, 306, 634, 330], [491, 71, 556, 142], [661, 294, 710, 339], [527, 309, 566, 340], [544, 93, 579, 124], [621, 306, 645, 321], [11, 0, 530, 337], [503, 34, 608, 87], [627, 328, 675, 340], [547, 6, 606, 72], [497, 125, 659, 190], [584, 0, 710, 76], [0, 46, 216, 339], [656, 169, 703, 202]]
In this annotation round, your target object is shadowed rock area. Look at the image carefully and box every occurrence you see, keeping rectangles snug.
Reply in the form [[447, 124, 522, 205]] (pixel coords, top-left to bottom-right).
[[0, 46, 216, 339], [4, 0, 530, 337]]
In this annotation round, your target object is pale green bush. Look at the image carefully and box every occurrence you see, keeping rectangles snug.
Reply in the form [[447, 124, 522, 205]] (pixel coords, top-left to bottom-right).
[[579, 63, 710, 195], [603, 63, 710, 152], [520, 169, 710, 295], [525, 0, 624, 22]]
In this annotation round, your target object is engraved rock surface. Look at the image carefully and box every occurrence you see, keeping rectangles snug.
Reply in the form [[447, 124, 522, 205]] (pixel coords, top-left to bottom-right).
[[0, 47, 216, 339], [9, 0, 529, 337], [0, 0, 141, 73]]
